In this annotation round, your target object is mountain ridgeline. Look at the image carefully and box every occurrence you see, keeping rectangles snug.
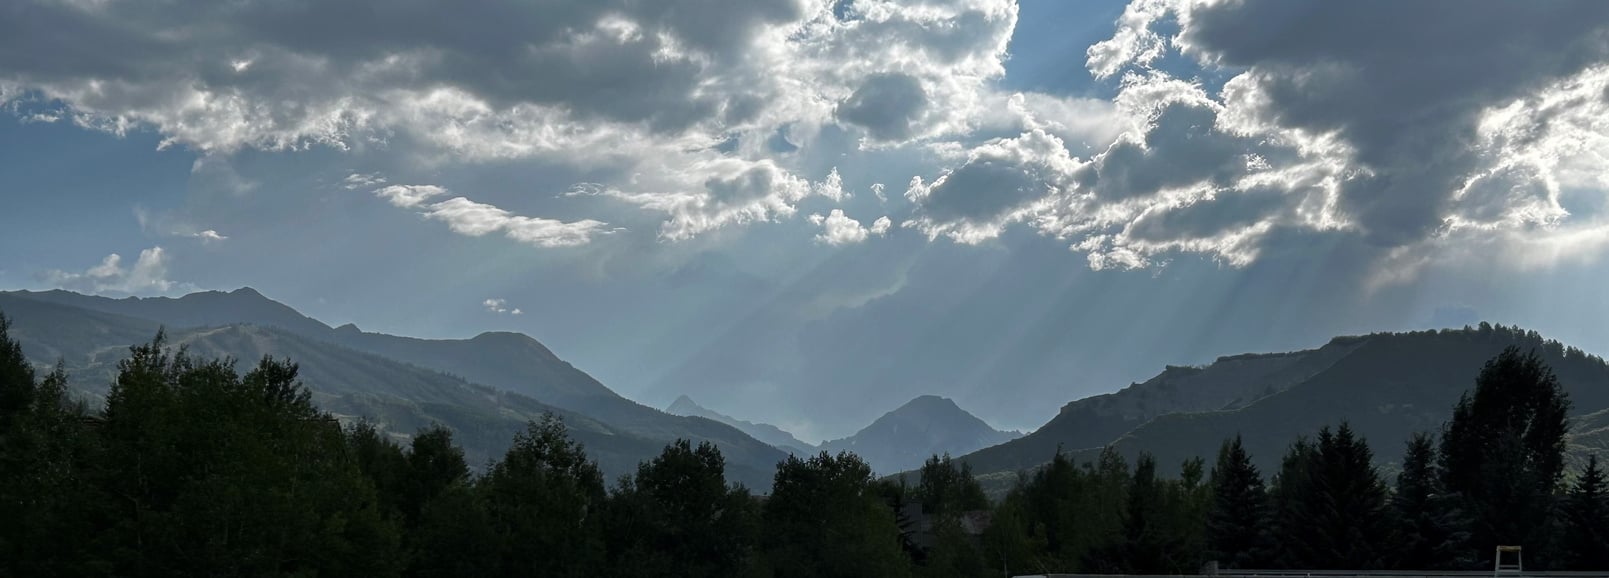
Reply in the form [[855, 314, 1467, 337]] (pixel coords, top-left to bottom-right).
[[947, 324, 1609, 482], [665, 394, 816, 456], [0, 288, 785, 488]]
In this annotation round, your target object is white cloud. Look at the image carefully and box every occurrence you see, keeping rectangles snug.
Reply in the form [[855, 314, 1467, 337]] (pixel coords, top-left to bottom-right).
[[191, 230, 228, 244], [9, 0, 1609, 273], [374, 184, 449, 209], [894, 0, 1609, 275], [40, 247, 181, 295], [0, 0, 1022, 243], [377, 183, 611, 248], [870, 215, 893, 236], [344, 173, 387, 190], [483, 298, 524, 315], [808, 209, 888, 246]]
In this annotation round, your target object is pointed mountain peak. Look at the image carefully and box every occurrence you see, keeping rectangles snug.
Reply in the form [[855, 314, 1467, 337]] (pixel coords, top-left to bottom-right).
[[230, 286, 265, 298], [667, 394, 708, 415]]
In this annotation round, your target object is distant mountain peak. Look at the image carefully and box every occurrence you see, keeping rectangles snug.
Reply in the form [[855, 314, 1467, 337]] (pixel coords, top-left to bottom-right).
[[821, 395, 1019, 474], [898, 394, 960, 411], [664, 394, 815, 456], [230, 286, 264, 297], [669, 394, 699, 409]]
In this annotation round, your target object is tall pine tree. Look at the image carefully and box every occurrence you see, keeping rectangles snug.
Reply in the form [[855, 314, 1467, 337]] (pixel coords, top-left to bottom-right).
[[1208, 435, 1268, 569], [1564, 455, 1609, 570], [1305, 423, 1392, 569], [1392, 432, 1469, 570]]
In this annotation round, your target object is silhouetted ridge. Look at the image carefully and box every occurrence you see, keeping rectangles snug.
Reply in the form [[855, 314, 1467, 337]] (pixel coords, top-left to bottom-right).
[[949, 323, 1609, 483]]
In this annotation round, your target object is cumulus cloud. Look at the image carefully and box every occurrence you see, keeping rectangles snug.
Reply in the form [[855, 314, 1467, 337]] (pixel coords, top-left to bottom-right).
[[569, 158, 820, 241], [375, 184, 611, 247], [808, 209, 890, 245], [896, 0, 1609, 274], [870, 215, 893, 236], [39, 247, 180, 295], [483, 298, 523, 315], [0, 0, 1021, 242], [904, 128, 1081, 244]]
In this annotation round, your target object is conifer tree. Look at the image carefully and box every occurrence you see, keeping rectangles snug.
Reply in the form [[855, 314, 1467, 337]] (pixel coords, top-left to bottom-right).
[[1265, 437, 1316, 568], [1564, 455, 1609, 570], [1306, 423, 1392, 569], [1207, 435, 1268, 569], [1392, 432, 1469, 570]]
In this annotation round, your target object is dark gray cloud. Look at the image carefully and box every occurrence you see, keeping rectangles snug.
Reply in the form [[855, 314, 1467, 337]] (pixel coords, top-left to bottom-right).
[[1176, 0, 1609, 244], [0, 0, 802, 133], [835, 73, 929, 141], [1074, 99, 1252, 200], [901, 0, 1609, 272]]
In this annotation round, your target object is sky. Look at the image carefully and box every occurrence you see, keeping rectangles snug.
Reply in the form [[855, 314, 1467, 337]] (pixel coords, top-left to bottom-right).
[[5, 0, 1609, 442]]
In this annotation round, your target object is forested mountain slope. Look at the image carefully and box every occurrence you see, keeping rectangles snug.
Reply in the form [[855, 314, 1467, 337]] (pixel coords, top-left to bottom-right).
[[0, 292, 785, 488], [956, 326, 1609, 478]]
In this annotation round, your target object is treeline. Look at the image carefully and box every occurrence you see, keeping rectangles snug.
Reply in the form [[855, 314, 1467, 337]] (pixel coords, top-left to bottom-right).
[[3, 313, 1609, 576], [984, 345, 1609, 574], [0, 319, 951, 577]]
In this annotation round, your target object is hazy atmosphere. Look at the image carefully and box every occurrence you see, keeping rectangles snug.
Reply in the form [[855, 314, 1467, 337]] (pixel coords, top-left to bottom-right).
[[6, 0, 1609, 444]]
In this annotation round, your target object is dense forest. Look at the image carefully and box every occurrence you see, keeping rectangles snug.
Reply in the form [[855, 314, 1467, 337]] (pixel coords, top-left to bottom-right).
[[3, 314, 1608, 576]]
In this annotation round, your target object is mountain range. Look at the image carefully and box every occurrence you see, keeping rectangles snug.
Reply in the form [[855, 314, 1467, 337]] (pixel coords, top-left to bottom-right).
[[9, 287, 1609, 496], [0, 288, 787, 489], [942, 325, 1609, 489]]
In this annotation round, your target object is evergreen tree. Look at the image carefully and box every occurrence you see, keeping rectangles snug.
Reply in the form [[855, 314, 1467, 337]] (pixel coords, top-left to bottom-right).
[[1207, 435, 1268, 569], [1165, 457, 1212, 572], [1392, 432, 1468, 570], [1563, 455, 1609, 570], [1306, 423, 1392, 569], [1265, 437, 1316, 568], [1103, 453, 1180, 573], [1440, 347, 1571, 568]]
